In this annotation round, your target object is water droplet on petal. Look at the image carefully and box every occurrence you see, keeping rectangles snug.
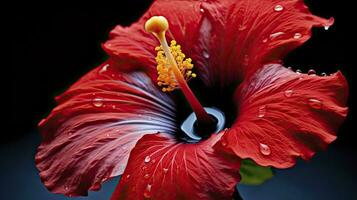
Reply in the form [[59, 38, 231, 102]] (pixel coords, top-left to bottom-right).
[[144, 174, 150, 179], [221, 141, 227, 147], [143, 184, 152, 198], [99, 64, 109, 74], [269, 32, 285, 40], [92, 98, 104, 107], [258, 105, 266, 118], [287, 67, 292, 70], [126, 174, 131, 179], [308, 69, 316, 75], [321, 72, 327, 76], [284, 90, 293, 97], [64, 185, 69, 191], [274, 5, 284, 12], [163, 168, 169, 174], [144, 156, 151, 163], [200, 8, 205, 13], [293, 32, 302, 39], [308, 99, 322, 109], [262, 38, 268, 43], [203, 51, 210, 59], [259, 143, 271, 155], [323, 17, 334, 31], [296, 69, 302, 74]]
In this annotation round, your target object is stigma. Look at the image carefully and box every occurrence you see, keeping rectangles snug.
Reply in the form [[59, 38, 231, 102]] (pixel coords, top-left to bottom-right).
[[145, 16, 196, 92]]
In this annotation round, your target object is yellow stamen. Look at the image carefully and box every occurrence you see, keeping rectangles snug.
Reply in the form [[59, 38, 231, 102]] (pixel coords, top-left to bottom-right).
[[145, 16, 213, 126], [155, 40, 195, 92], [145, 16, 196, 92]]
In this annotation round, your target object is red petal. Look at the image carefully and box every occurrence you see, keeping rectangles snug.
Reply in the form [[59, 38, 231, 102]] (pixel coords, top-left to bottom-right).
[[111, 133, 241, 200], [215, 64, 348, 168], [201, 0, 333, 86], [36, 62, 176, 196], [103, 0, 332, 86]]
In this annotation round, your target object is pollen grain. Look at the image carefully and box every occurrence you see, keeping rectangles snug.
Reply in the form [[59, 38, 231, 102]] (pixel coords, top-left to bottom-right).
[[155, 40, 196, 92]]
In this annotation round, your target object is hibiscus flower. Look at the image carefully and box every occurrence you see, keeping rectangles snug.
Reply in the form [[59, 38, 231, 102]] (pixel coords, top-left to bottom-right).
[[35, 0, 348, 199]]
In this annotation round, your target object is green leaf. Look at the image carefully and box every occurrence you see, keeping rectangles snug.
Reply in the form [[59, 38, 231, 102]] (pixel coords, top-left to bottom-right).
[[239, 159, 274, 185]]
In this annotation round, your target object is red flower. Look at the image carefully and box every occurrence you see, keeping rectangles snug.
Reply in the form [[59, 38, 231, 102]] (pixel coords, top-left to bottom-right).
[[36, 0, 348, 199]]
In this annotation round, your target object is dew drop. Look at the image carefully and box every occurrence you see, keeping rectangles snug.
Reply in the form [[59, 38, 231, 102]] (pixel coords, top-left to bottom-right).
[[144, 173, 150, 179], [269, 32, 285, 40], [287, 67, 292, 70], [258, 105, 266, 118], [203, 51, 210, 59], [321, 72, 327, 76], [144, 156, 151, 163], [324, 25, 330, 30], [99, 64, 109, 74], [163, 168, 169, 174], [293, 32, 302, 39], [64, 185, 69, 191], [308, 69, 316, 75], [126, 174, 131, 179], [274, 5, 284, 12], [259, 143, 271, 155], [221, 141, 227, 147], [308, 99, 322, 109], [262, 38, 268, 43], [284, 90, 293, 97], [143, 184, 152, 198], [296, 69, 302, 74], [200, 8, 205, 13], [92, 98, 104, 107]]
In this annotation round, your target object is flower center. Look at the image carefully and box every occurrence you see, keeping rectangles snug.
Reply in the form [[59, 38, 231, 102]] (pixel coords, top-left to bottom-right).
[[145, 16, 215, 134]]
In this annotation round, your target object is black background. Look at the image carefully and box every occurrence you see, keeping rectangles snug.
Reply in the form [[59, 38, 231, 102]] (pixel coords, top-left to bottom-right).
[[9, 0, 355, 146], [6, 0, 357, 200]]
